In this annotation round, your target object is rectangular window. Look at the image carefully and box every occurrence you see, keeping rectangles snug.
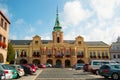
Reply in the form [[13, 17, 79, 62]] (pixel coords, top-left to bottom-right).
[[1, 18, 4, 27], [4, 22, 7, 30], [0, 35, 2, 41], [3, 37, 6, 43]]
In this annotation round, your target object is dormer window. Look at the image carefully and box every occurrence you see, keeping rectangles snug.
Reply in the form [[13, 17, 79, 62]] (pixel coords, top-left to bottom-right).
[[78, 41, 81, 44], [35, 40, 38, 44]]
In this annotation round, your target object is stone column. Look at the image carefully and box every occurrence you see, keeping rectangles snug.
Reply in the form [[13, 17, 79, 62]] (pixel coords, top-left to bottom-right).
[[71, 56, 77, 67], [41, 55, 46, 64]]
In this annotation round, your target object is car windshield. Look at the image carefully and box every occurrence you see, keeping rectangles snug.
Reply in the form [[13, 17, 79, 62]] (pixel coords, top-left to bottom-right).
[[111, 65, 120, 69]]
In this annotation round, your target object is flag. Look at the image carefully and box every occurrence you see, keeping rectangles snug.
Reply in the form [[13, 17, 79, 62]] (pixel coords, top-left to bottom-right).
[[15, 51, 18, 59]]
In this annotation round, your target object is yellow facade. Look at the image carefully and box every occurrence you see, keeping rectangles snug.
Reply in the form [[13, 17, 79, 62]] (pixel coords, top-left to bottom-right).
[[0, 11, 10, 63], [10, 10, 110, 67], [11, 35, 110, 67]]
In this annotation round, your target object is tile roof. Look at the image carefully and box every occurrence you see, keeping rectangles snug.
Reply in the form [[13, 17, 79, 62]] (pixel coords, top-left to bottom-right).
[[10, 40, 109, 46]]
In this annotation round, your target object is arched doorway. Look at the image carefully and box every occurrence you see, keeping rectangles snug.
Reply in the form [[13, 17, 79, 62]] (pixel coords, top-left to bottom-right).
[[20, 59, 28, 64], [32, 59, 40, 64], [0, 54, 3, 63], [47, 59, 53, 65], [77, 59, 84, 64], [56, 59, 62, 67], [65, 60, 70, 67]]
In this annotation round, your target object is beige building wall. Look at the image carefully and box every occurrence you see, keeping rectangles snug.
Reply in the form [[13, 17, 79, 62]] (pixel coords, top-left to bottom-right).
[[0, 11, 10, 63], [11, 35, 110, 67]]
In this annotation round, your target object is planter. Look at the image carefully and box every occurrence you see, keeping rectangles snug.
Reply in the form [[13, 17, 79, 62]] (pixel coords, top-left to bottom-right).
[[0, 41, 2, 47], [2, 43, 6, 49]]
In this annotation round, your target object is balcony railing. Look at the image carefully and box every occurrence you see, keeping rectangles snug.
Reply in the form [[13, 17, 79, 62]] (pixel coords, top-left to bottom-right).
[[32, 54, 40, 57], [20, 55, 27, 57], [65, 55, 71, 57], [47, 54, 52, 57], [54, 54, 64, 58], [77, 55, 84, 58]]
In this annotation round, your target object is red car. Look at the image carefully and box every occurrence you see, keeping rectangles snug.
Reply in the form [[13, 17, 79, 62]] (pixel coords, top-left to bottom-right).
[[83, 64, 91, 72], [27, 64, 36, 73], [38, 64, 46, 68]]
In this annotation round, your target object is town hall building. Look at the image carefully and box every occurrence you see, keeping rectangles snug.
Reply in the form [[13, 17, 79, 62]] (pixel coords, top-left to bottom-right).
[[10, 9, 110, 67]]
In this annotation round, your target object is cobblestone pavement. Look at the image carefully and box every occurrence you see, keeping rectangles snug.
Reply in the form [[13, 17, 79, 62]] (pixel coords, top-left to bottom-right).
[[35, 68, 113, 80]]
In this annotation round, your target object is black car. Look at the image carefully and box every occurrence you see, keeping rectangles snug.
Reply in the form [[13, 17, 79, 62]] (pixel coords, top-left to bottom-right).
[[0, 70, 5, 80], [21, 65, 33, 75]]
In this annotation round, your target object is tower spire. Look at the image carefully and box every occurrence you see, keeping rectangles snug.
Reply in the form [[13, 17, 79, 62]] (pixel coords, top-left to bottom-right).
[[53, 6, 62, 31]]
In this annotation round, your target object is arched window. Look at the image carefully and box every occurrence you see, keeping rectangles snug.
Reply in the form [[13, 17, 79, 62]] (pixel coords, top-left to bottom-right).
[[57, 37, 60, 43]]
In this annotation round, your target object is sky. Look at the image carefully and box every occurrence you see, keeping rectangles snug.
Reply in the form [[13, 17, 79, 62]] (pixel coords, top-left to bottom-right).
[[0, 0, 120, 44]]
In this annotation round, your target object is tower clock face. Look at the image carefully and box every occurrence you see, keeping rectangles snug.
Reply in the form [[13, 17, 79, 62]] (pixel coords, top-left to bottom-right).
[[57, 32, 60, 35]]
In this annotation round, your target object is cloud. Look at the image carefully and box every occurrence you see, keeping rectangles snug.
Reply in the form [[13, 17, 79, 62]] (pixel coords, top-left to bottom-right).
[[61, 0, 120, 44], [36, 19, 42, 25], [24, 36, 32, 40], [90, 0, 119, 20], [15, 19, 25, 25], [41, 36, 50, 40], [9, 35, 17, 40], [61, 0, 91, 27], [0, 2, 12, 19]]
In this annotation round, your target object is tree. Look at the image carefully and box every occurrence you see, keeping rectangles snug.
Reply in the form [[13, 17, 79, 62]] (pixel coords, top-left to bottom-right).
[[7, 42, 15, 64]]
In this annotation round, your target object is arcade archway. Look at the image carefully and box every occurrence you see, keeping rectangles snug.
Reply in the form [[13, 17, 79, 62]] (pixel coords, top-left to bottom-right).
[[20, 59, 28, 64], [56, 59, 62, 67], [65, 60, 70, 67], [32, 59, 40, 64], [47, 59, 53, 65]]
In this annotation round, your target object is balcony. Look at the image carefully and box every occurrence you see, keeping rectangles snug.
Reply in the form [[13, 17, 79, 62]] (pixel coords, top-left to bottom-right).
[[90, 56, 96, 58], [47, 54, 52, 57], [77, 55, 84, 58], [32, 54, 40, 57], [54, 53, 64, 58], [65, 55, 71, 57], [20, 55, 27, 57]]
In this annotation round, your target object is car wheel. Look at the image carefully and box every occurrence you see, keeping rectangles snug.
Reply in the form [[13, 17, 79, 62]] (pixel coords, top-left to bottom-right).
[[112, 73, 119, 80], [95, 70, 99, 75]]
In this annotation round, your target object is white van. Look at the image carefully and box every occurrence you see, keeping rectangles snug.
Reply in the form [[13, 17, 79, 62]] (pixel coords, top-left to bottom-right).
[[90, 60, 117, 75]]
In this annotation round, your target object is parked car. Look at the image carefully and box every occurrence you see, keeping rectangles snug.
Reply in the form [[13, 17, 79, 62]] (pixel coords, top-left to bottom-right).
[[27, 64, 36, 73], [21, 65, 33, 75], [83, 64, 91, 72], [99, 64, 120, 80], [0, 69, 5, 80], [4, 64, 19, 79], [45, 63, 52, 68], [0, 63, 13, 80], [90, 60, 118, 75], [73, 63, 84, 70], [9, 65, 25, 77], [38, 64, 46, 68]]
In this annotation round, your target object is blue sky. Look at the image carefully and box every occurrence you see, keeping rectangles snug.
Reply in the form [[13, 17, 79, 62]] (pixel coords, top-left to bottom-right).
[[0, 0, 120, 44]]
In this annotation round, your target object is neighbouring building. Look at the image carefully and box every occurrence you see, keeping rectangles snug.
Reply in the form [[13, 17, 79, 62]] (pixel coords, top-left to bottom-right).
[[0, 11, 10, 63], [110, 37, 120, 63], [10, 9, 110, 67]]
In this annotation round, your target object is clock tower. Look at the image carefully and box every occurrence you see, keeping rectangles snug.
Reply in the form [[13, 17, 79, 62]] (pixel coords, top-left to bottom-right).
[[52, 8, 63, 43]]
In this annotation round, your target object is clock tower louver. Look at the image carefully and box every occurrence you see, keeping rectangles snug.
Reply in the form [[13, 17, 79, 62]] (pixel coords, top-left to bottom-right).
[[52, 7, 63, 43]]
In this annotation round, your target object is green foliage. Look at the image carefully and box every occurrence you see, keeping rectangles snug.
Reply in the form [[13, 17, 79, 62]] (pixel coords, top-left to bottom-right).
[[7, 43, 15, 63]]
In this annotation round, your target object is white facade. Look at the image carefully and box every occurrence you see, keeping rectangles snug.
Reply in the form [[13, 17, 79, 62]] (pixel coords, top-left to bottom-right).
[[110, 37, 120, 63]]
